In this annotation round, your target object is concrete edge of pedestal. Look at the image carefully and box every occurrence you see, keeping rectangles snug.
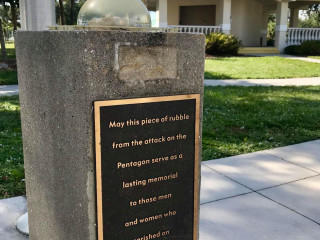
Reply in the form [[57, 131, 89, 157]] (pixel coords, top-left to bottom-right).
[[16, 30, 205, 239], [16, 213, 29, 236]]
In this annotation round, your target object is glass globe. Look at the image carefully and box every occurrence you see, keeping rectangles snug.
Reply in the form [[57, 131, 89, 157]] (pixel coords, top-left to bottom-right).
[[77, 0, 151, 27]]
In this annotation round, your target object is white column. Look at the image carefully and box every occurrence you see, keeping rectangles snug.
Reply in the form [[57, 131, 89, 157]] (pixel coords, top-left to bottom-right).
[[156, 0, 168, 27], [275, 1, 288, 52], [20, 0, 56, 31], [20, 0, 27, 30], [221, 0, 231, 34], [289, 8, 299, 28]]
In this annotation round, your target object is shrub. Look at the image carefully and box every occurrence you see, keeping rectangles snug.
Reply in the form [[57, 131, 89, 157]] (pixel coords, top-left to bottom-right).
[[267, 39, 274, 47], [300, 40, 320, 55], [284, 45, 301, 55], [205, 33, 241, 56]]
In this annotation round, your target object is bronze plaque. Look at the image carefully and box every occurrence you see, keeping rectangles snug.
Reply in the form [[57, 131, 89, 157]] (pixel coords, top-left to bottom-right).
[[95, 94, 200, 240]]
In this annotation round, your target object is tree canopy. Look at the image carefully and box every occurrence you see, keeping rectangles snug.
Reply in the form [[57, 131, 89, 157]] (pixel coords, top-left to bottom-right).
[[299, 4, 320, 28], [0, 0, 19, 31], [56, 0, 86, 25]]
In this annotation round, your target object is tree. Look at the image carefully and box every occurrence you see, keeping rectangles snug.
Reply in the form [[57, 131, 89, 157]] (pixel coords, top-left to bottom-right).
[[306, 4, 320, 18], [70, 0, 75, 25], [0, 0, 19, 31], [56, 0, 85, 25], [58, 0, 65, 25], [0, 19, 7, 63], [299, 4, 320, 28], [0, 5, 14, 40], [267, 14, 276, 46]]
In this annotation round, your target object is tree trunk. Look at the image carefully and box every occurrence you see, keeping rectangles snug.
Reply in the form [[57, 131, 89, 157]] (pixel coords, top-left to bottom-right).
[[70, 0, 75, 25], [59, 0, 65, 25], [0, 19, 7, 63], [10, 1, 18, 31]]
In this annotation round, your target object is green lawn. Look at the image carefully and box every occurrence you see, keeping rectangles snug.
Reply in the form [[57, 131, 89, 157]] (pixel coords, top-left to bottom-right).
[[203, 86, 320, 160], [0, 42, 16, 61], [0, 48, 16, 61], [0, 70, 18, 85], [1, 86, 320, 198], [0, 95, 24, 199], [205, 57, 320, 79], [0, 42, 18, 85], [4, 42, 15, 49]]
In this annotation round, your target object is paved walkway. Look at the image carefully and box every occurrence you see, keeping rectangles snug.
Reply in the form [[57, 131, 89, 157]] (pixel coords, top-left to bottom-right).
[[0, 197, 27, 239], [1, 140, 320, 239], [0, 85, 19, 96], [2, 77, 320, 97], [200, 140, 320, 240], [247, 53, 320, 64], [205, 77, 320, 86]]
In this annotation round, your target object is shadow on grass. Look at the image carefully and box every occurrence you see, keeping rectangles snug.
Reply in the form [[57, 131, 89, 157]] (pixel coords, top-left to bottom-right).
[[0, 49, 16, 62], [205, 71, 233, 80], [0, 69, 18, 85]]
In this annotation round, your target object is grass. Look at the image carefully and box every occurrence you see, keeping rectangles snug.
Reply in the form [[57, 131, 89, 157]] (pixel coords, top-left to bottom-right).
[[4, 42, 15, 49], [203, 86, 320, 160], [0, 42, 16, 61], [205, 56, 320, 79], [1, 86, 320, 198], [0, 70, 18, 85], [0, 95, 24, 199], [0, 42, 17, 85]]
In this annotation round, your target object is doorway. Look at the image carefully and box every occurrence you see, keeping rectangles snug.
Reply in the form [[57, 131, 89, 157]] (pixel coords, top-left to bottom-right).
[[180, 5, 216, 26]]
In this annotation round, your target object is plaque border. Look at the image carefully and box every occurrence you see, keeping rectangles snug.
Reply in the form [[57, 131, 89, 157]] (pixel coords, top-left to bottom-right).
[[94, 94, 200, 240]]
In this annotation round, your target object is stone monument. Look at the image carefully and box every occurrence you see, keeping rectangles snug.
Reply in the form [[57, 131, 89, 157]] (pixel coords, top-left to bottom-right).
[[16, 1, 205, 239]]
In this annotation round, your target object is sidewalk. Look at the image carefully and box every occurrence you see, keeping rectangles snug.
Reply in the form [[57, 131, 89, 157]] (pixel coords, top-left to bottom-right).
[[200, 140, 320, 240], [247, 53, 320, 64], [0, 197, 27, 239], [0, 85, 19, 96], [2, 77, 320, 97], [205, 77, 320, 86], [1, 140, 320, 239]]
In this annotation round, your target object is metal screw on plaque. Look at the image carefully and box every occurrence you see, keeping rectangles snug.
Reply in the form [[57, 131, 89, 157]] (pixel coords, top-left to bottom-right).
[[16, 0, 150, 237]]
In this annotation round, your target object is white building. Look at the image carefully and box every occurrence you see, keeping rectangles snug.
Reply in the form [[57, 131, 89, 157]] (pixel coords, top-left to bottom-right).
[[146, 0, 320, 53]]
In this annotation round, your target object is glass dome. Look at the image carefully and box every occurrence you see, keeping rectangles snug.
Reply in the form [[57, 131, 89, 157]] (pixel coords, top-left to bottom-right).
[[77, 0, 151, 27]]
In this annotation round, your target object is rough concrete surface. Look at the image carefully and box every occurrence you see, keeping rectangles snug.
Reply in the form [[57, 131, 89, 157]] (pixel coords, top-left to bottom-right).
[[0, 196, 28, 240], [15, 30, 205, 240]]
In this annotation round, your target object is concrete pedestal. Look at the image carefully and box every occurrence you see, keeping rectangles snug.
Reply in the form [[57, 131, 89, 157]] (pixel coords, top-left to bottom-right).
[[16, 30, 205, 240]]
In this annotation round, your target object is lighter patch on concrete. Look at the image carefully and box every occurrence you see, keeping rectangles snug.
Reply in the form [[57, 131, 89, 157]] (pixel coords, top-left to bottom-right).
[[118, 46, 178, 82], [114, 42, 137, 71]]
